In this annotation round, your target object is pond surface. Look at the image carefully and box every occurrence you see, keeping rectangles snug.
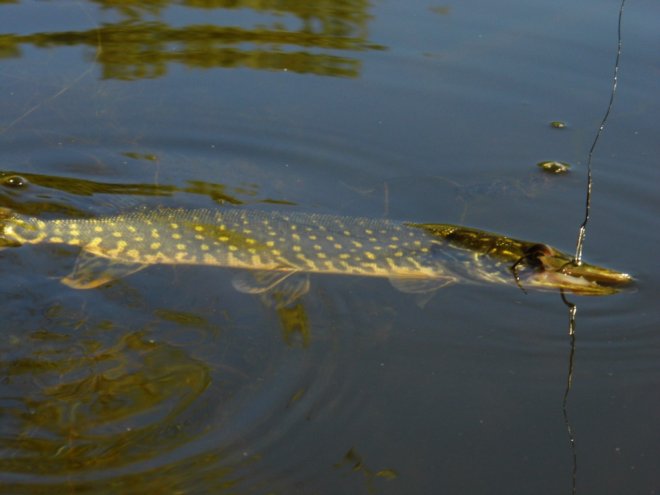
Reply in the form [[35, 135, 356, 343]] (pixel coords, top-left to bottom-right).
[[1, 0, 658, 494]]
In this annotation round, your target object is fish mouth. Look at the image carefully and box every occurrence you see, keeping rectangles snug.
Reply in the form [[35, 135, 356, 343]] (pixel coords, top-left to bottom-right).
[[527, 247, 633, 295]]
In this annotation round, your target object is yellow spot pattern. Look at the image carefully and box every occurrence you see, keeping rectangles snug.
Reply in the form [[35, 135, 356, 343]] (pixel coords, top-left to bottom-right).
[[108, 240, 128, 257], [203, 253, 217, 264], [175, 252, 190, 262]]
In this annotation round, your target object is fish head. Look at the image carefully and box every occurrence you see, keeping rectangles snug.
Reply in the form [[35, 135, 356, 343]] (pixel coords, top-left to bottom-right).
[[518, 243, 633, 295], [409, 223, 632, 296]]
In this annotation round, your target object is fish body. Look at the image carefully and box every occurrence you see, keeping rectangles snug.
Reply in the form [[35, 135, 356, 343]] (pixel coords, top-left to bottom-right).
[[0, 207, 632, 301]]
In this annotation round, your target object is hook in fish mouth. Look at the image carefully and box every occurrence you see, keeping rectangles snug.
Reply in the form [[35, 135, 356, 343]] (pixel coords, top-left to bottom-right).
[[512, 244, 633, 295], [510, 243, 550, 293]]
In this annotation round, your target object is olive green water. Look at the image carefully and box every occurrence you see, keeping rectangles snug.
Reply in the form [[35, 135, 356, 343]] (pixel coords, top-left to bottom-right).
[[0, 1, 658, 494]]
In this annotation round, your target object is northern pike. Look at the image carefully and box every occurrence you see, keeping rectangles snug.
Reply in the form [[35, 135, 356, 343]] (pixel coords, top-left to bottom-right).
[[0, 207, 632, 305]]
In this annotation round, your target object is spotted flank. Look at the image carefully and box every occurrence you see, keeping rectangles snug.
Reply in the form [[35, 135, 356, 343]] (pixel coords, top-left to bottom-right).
[[0, 207, 632, 305]]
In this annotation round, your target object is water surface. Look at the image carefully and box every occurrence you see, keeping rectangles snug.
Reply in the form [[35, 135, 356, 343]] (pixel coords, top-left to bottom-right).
[[1, 0, 658, 493]]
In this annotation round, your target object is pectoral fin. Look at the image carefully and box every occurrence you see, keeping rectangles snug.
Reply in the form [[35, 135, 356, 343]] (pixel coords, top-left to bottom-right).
[[388, 275, 456, 294], [232, 270, 310, 309], [61, 250, 147, 289], [389, 276, 457, 309], [232, 269, 298, 294]]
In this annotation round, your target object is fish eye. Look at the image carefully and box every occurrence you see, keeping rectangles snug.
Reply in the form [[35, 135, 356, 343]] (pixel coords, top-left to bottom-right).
[[3, 175, 28, 189], [525, 243, 552, 258], [520, 243, 552, 269]]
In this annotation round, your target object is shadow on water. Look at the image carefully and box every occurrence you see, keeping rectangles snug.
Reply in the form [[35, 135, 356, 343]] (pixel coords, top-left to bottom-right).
[[0, 0, 385, 80]]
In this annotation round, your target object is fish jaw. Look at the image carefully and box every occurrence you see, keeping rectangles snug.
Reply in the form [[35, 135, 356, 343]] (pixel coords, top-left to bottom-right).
[[526, 247, 633, 295]]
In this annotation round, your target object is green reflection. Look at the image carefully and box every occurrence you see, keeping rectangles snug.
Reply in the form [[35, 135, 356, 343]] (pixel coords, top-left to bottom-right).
[[0, 0, 385, 79], [154, 308, 217, 332], [276, 302, 311, 348], [0, 330, 211, 476], [0, 170, 288, 216], [0, 280, 293, 492], [335, 447, 398, 493], [121, 151, 159, 161]]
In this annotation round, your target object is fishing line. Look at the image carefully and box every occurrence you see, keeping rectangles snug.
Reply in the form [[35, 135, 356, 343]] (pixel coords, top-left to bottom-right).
[[0, 1, 102, 135], [561, 290, 578, 495], [562, 3, 625, 493], [573, 0, 626, 265]]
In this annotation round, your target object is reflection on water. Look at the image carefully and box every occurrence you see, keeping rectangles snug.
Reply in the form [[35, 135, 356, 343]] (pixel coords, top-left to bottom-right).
[[0, 283, 363, 493], [335, 447, 398, 493], [0, 320, 210, 480], [0, 170, 292, 218], [0, 0, 385, 79], [276, 302, 311, 348]]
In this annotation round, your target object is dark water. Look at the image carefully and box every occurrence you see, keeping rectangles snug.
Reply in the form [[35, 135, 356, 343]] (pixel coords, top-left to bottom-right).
[[1, 0, 658, 494]]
